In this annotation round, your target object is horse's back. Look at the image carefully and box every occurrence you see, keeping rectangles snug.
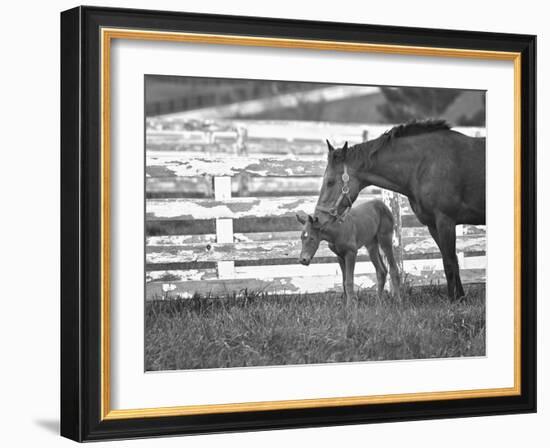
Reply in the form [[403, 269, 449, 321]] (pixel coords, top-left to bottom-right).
[[447, 132, 486, 213], [349, 200, 394, 238], [350, 199, 390, 219], [421, 130, 484, 161], [412, 130, 486, 223], [453, 132, 485, 171]]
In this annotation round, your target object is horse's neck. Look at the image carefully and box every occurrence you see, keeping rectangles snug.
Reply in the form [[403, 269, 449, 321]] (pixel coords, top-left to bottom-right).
[[362, 172, 408, 195], [362, 143, 415, 196]]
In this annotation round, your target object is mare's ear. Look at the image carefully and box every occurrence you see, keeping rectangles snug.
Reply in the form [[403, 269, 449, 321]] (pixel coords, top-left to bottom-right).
[[296, 213, 306, 225], [326, 139, 335, 153], [342, 141, 349, 159]]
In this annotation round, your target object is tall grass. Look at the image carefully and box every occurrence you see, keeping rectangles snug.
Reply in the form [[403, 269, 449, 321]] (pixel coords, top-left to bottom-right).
[[145, 284, 485, 371]]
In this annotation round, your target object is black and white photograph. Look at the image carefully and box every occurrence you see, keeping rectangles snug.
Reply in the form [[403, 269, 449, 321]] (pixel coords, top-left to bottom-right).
[[144, 76, 487, 371], [53, 3, 538, 443], [0, 0, 541, 443]]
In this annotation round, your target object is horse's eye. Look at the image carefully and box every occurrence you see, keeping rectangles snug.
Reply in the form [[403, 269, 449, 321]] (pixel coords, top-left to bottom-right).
[[327, 179, 335, 187]]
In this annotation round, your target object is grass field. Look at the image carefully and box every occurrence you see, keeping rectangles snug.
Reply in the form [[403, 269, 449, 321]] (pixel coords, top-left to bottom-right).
[[145, 283, 486, 371]]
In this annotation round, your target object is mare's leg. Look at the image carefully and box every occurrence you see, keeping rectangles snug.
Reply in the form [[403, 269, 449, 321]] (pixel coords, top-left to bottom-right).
[[434, 214, 465, 300], [365, 241, 387, 300], [378, 232, 402, 303], [343, 250, 357, 308], [428, 225, 450, 297], [427, 225, 440, 248]]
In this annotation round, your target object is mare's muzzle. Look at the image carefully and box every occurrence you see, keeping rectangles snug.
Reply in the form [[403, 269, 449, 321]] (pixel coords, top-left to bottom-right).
[[315, 164, 352, 221]]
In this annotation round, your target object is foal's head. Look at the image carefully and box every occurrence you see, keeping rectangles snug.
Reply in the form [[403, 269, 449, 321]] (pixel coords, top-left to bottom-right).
[[296, 214, 322, 266], [315, 140, 362, 220]]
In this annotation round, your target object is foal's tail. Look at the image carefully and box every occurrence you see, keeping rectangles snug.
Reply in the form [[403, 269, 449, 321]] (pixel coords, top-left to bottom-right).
[[372, 199, 394, 236], [372, 199, 402, 302]]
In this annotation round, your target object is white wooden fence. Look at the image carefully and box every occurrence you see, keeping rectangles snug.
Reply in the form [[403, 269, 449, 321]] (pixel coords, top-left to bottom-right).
[[145, 119, 486, 300]]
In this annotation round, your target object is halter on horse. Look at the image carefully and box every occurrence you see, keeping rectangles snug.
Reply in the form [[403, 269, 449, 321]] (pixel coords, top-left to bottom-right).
[[314, 164, 352, 223]]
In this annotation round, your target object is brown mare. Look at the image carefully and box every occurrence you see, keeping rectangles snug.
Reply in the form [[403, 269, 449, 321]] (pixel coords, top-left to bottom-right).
[[315, 120, 485, 300], [297, 200, 401, 306]]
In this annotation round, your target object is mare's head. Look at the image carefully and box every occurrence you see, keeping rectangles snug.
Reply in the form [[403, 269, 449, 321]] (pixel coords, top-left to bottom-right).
[[315, 140, 363, 219], [296, 214, 322, 266]]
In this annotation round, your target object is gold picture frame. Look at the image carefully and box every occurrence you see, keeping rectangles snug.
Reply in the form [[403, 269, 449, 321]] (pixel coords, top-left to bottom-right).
[[61, 6, 536, 442]]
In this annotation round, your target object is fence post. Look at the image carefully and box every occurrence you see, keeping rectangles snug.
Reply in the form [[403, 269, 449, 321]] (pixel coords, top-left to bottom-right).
[[235, 126, 248, 155], [214, 176, 235, 279], [382, 190, 404, 279], [235, 126, 250, 197]]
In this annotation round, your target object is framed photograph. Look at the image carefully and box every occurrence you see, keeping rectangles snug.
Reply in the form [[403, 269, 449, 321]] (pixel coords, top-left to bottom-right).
[[61, 6, 536, 442]]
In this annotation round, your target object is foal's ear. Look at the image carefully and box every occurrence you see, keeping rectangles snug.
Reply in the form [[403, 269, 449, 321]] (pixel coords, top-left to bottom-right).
[[308, 215, 320, 227], [326, 139, 335, 153], [296, 213, 307, 225]]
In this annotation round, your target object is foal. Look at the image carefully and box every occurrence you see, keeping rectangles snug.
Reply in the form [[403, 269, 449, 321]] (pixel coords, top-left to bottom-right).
[[297, 200, 401, 306]]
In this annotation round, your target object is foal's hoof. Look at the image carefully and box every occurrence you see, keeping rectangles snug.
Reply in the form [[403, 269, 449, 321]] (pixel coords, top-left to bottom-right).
[[345, 321, 357, 339]]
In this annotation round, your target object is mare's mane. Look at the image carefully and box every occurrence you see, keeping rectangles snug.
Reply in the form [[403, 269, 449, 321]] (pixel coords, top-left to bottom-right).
[[330, 119, 451, 165], [379, 119, 451, 141]]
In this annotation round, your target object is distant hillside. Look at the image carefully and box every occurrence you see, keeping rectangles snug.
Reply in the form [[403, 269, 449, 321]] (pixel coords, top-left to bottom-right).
[[242, 92, 387, 123], [237, 90, 484, 126], [146, 76, 485, 126]]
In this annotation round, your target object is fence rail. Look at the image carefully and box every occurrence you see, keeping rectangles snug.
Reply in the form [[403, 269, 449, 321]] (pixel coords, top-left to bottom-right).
[[145, 119, 486, 300]]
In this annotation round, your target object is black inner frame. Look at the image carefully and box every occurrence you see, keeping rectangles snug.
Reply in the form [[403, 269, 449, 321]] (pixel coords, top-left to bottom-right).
[[60, 6, 536, 442]]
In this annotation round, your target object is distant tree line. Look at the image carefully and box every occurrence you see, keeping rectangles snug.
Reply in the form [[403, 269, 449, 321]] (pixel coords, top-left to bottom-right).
[[377, 87, 485, 126]]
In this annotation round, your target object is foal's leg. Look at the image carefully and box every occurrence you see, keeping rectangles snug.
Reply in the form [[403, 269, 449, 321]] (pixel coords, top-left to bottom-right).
[[434, 214, 465, 300], [330, 244, 347, 298], [337, 255, 346, 297], [343, 250, 358, 308], [366, 241, 387, 300], [379, 232, 402, 303]]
